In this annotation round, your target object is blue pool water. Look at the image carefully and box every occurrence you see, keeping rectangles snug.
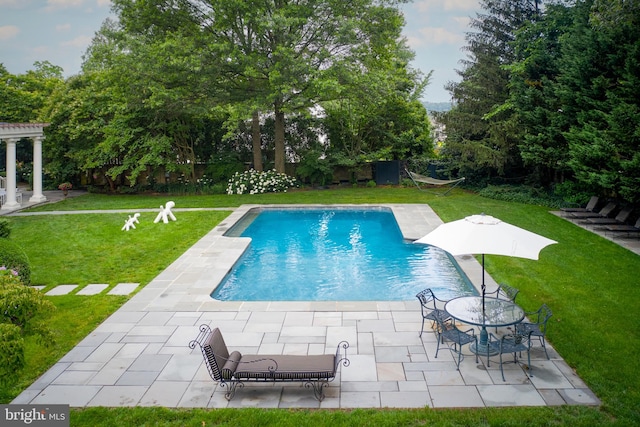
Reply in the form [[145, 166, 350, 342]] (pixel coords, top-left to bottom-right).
[[211, 208, 476, 301]]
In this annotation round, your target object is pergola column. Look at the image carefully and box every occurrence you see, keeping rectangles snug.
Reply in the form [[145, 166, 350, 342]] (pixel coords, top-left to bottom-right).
[[29, 136, 47, 203], [2, 138, 20, 210]]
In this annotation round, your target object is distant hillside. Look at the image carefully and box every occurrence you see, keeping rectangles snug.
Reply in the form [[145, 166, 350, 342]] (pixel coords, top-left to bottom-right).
[[423, 102, 452, 112]]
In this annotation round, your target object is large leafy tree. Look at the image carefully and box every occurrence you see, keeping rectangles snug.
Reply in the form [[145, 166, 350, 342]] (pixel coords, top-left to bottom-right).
[[322, 6, 431, 173], [112, 0, 414, 174], [0, 61, 64, 123], [65, 17, 227, 187], [0, 62, 65, 177]]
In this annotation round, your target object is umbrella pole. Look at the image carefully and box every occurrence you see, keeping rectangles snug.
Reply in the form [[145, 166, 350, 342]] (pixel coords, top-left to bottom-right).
[[481, 254, 486, 313]]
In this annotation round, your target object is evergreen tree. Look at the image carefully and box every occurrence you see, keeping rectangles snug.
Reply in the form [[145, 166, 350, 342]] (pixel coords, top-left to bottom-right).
[[439, 1, 542, 183], [507, 2, 574, 187], [556, 0, 640, 202]]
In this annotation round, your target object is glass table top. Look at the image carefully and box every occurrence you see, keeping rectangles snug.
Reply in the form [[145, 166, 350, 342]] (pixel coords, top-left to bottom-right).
[[445, 296, 525, 327]]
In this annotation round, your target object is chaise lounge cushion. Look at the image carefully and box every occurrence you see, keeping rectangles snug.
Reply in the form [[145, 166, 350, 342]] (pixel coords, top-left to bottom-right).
[[234, 354, 336, 380], [203, 328, 231, 380]]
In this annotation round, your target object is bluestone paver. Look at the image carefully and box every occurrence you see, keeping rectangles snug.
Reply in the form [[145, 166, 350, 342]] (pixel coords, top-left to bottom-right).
[[45, 284, 78, 296], [108, 282, 139, 295], [77, 284, 109, 295]]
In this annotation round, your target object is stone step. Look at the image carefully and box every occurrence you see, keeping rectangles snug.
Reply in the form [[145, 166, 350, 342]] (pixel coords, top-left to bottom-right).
[[42, 283, 139, 296]]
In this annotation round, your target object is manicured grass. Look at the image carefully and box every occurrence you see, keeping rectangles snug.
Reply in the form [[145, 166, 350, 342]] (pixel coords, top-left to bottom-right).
[[69, 406, 609, 426], [7, 211, 230, 286], [3, 187, 638, 426]]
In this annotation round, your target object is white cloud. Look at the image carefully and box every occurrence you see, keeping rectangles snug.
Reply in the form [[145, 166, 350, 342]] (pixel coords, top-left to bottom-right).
[[44, 0, 85, 12], [61, 34, 92, 47], [452, 16, 472, 28], [416, 0, 480, 13], [48, 0, 85, 7], [0, 25, 20, 41], [56, 23, 72, 31], [96, 0, 111, 7], [32, 45, 50, 55], [418, 27, 465, 45], [405, 34, 424, 49]]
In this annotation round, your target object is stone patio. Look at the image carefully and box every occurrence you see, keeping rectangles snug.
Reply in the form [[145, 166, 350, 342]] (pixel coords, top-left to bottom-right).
[[12, 204, 600, 408]]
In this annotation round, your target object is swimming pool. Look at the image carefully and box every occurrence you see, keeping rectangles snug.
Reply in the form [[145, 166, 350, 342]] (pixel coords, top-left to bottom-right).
[[211, 207, 476, 301]]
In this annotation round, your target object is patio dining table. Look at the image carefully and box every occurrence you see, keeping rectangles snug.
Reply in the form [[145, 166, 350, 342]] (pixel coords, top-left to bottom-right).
[[445, 296, 525, 355]]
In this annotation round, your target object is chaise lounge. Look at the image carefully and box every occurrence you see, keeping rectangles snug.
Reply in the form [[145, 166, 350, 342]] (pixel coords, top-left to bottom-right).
[[568, 201, 617, 220], [560, 196, 599, 216], [189, 324, 350, 401]]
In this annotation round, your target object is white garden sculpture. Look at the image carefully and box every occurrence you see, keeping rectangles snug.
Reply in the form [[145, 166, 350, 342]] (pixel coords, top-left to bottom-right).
[[154, 201, 177, 224], [122, 213, 141, 231]]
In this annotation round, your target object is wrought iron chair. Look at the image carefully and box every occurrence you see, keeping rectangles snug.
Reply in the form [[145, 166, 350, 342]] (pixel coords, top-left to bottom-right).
[[416, 288, 451, 338], [434, 317, 478, 369], [485, 284, 520, 302], [485, 284, 520, 332], [516, 304, 552, 359], [487, 330, 533, 381]]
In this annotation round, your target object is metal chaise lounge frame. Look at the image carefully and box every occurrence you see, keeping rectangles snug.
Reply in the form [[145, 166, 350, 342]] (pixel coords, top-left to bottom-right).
[[406, 168, 465, 196], [189, 324, 350, 401]]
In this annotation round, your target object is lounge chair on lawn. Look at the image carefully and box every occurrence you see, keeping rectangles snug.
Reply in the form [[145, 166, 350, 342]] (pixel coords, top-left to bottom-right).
[[406, 168, 465, 196]]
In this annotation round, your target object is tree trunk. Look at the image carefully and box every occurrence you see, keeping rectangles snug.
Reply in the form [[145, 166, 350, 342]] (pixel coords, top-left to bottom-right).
[[251, 110, 263, 171], [274, 101, 286, 174]]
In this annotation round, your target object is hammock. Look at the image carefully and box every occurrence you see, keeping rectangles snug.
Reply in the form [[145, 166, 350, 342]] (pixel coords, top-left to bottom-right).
[[406, 169, 465, 196]]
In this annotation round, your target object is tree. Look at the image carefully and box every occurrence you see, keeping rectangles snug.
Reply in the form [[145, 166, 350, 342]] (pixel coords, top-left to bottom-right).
[[557, 0, 640, 202], [439, 1, 543, 182], [112, 0, 414, 174], [506, 2, 575, 186], [0, 61, 64, 123], [57, 17, 229, 188]]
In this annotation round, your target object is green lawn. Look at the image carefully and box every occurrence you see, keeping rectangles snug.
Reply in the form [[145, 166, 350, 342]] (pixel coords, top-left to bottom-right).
[[3, 187, 638, 426]]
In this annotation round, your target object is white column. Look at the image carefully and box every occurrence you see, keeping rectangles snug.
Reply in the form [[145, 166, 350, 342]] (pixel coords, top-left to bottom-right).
[[1, 138, 20, 210], [29, 136, 47, 203]]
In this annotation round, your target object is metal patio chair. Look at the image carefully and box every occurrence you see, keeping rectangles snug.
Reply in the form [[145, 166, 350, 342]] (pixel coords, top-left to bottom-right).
[[487, 330, 533, 381], [516, 304, 552, 359], [485, 284, 519, 331], [485, 284, 519, 302], [434, 317, 478, 369], [416, 288, 451, 338]]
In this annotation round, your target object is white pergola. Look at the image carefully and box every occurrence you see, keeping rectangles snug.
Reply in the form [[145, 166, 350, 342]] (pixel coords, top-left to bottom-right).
[[0, 123, 48, 210]]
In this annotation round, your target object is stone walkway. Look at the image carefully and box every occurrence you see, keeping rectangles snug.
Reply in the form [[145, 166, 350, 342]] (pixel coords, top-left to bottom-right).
[[12, 204, 600, 409], [40, 283, 140, 296]]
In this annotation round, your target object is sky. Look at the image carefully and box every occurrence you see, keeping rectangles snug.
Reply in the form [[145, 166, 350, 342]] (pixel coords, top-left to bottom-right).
[[0, 0, 482, 103]]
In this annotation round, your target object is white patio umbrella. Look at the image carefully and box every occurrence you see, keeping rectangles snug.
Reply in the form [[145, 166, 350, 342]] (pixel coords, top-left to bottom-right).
[[414, 213, 557, 310]]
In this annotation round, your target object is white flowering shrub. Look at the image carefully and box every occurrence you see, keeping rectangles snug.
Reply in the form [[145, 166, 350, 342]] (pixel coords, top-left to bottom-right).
[[226, 169, 298, 195]]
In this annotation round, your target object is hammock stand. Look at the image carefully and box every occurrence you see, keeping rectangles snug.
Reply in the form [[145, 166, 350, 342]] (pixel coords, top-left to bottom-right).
[[406, 169, 465, 196]]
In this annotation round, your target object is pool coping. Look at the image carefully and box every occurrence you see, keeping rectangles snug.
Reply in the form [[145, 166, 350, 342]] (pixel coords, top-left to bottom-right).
[[13, 204, 600, 409]]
